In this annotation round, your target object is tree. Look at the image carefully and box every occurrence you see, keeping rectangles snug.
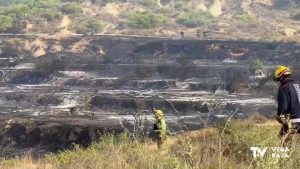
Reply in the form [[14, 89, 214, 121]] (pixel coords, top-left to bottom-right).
[[2, 4, 31, 18], [77, 20, 104, 34], [61, 3, 82, 14], [249, 58, 264, 74], [26, 0, 61, 9], [0, 15, 14, 31]]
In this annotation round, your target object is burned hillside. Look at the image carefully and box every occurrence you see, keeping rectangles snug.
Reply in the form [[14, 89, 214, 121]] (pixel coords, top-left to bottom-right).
[[0, 35, 299, 154]]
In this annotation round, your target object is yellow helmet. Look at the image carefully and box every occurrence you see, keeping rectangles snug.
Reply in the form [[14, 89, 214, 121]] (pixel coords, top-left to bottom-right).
[[274, 65, 292, 81], [154, 110, 163, 119]]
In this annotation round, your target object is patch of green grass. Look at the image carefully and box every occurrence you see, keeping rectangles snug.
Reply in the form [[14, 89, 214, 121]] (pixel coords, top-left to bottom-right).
[[2, 119, 300, 169], [126, 11, 168, 29], [46, 133, 181, 169], [176, 11, 214, 28], [61, 2, 82, 14], [76, 20, 104, 34]]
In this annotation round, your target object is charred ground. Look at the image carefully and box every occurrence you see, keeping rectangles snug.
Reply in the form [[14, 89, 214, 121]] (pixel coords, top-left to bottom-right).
[[0, 35, 299, 155]]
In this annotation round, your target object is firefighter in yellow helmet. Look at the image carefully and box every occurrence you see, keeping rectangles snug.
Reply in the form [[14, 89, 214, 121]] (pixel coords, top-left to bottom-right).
[[274, 65, 300, 139], [153, 109, 167, 149]]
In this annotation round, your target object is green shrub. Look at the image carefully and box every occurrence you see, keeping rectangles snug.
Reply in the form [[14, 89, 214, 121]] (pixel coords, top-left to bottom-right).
[[219, 120, 279, 162], [126, 11, 168, 29], [0, 1, 65, 33], [0, 15, 14, 31], [76, 20, 104, 34], [1, 4, 31, 18], [174, 0, 190, 11], [32, 8, 62, 21], [249, 58, 264, 74], [3, 120, 300, 169], [176, 11, 214, 28], [138, 0, 157, 8], [61, 3, 82, 14], [1, 38, 25, 56], [174, 1, 185, 9], [26, 0, 61, 9]]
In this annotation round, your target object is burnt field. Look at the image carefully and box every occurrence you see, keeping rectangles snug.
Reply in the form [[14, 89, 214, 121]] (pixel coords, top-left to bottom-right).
[[1, 35, 299, 155]]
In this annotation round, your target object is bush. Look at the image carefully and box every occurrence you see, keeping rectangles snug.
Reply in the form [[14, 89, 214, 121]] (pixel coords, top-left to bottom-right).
[[0, 38, 25, 56], [0, 1, 64, 33], [174, 1, 185, 9], [174, 0, 190, 11], [76, 20, 104, 34], [32, 8, 62, 21], [26, 0, 61, 9], [138, 0, 157, 8], [0, 15, 14, 31], [0, 4, 31, 32], [219, 120, 278, 162], [2, 120, 300, 169], [156, 7, 173, 15], [176, 11, 214, 28], [61, 3, 82, 14], [249, 58, 264, 74], [126, 11, 168, 29], [1, 4, 31, 18]]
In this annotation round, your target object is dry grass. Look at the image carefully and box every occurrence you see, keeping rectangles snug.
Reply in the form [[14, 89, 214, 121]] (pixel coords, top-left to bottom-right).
[[1, 119, 300, 169]]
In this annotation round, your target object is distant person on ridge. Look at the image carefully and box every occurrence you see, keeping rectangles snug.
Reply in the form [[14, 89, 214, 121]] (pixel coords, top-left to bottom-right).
[[180, 31, 184, 38], [196, 29, 201, 38], [153, 109, 167, 149], [274, 65, 300, 141]]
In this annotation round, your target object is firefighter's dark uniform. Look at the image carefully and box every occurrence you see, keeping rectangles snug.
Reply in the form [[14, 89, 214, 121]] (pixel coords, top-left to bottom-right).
[[277, 78, 300, 136]]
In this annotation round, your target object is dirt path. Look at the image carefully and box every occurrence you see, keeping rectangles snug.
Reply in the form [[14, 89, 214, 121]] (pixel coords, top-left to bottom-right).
[[59, 15, 72, 35]]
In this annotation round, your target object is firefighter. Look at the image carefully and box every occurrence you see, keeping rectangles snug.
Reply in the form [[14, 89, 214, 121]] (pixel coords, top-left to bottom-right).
[[274, 65, 300, 140], [153, 109, 167, 149], [180, 31, 184, 38], [196, 29, 201, 38]]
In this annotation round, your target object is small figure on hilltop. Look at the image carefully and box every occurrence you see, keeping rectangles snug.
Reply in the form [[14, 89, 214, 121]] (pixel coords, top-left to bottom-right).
[[196, 29, 201, 38], [180, 31, 184, 38], [153, 109, 167, 149], [203, 31, 209, 38], [274, 65, 300, 143]]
